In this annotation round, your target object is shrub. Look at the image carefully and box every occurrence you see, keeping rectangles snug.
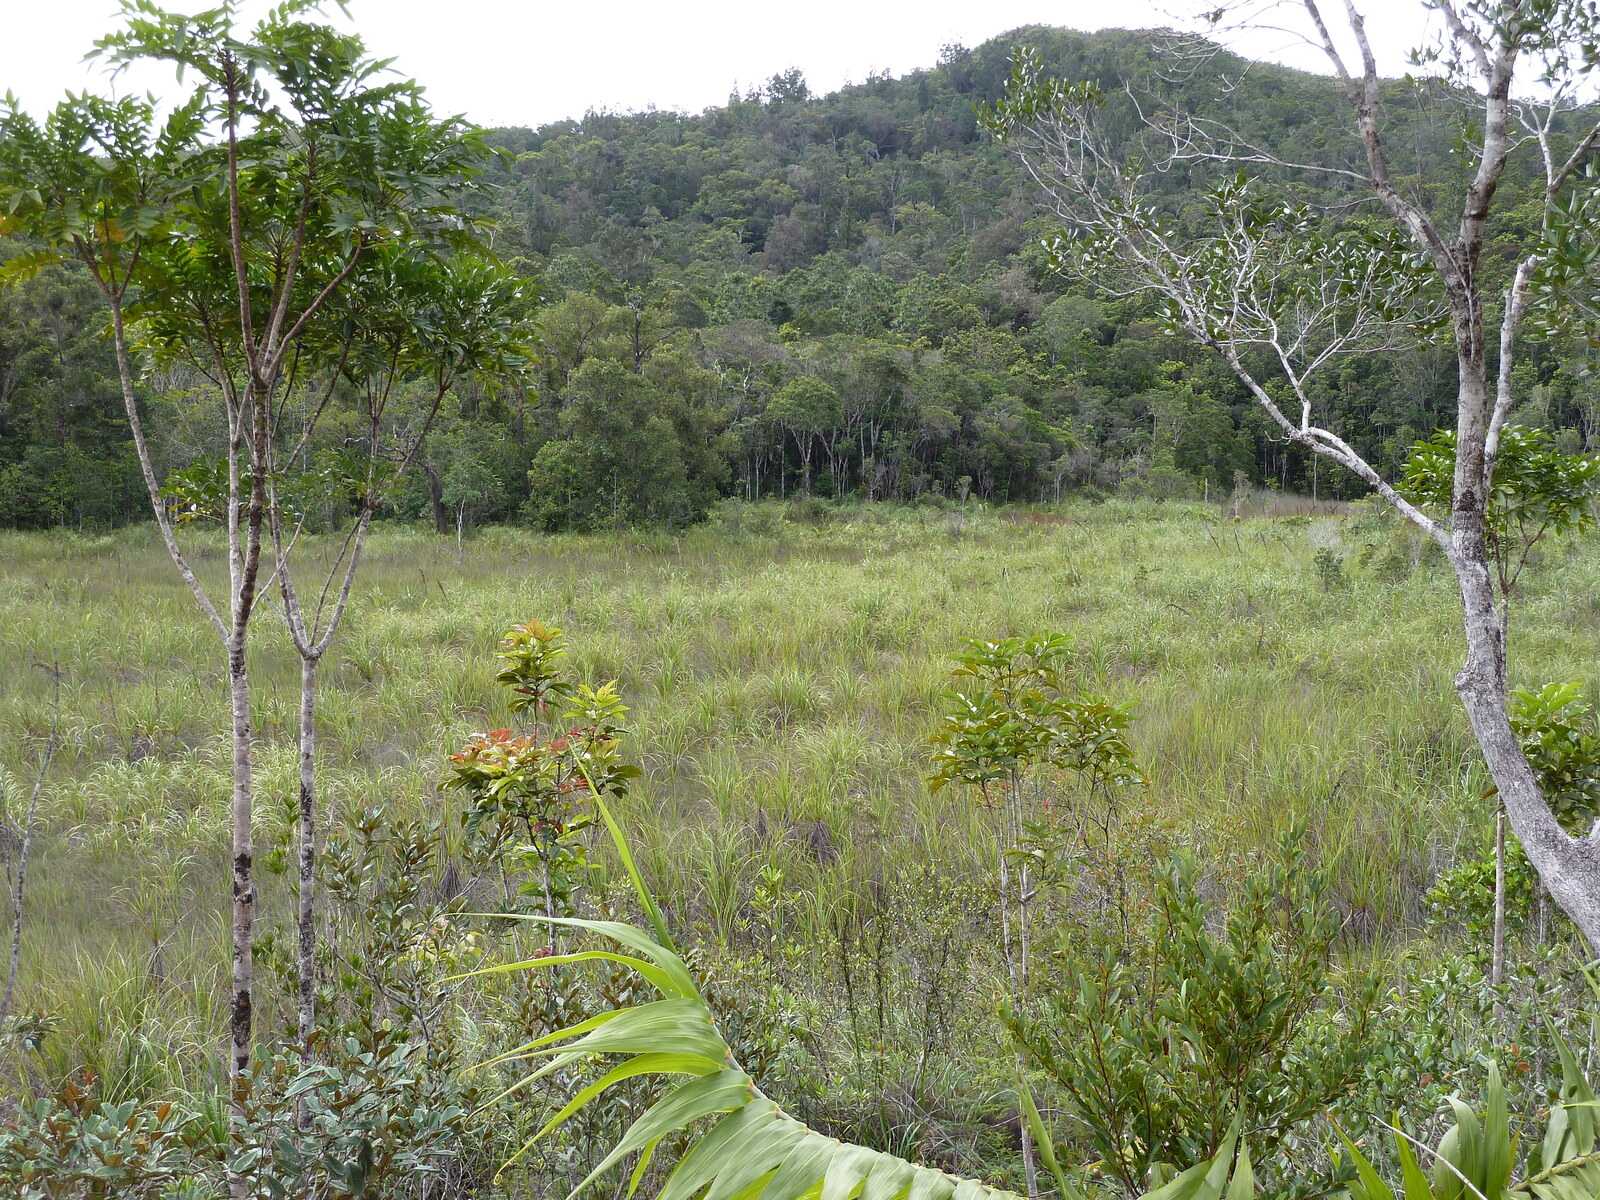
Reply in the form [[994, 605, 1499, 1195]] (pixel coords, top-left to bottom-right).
[[1008, 831, 1379, 1196]]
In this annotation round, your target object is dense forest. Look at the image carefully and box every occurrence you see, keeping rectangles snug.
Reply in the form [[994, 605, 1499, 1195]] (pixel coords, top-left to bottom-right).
[[4, 24, 1596, 532]]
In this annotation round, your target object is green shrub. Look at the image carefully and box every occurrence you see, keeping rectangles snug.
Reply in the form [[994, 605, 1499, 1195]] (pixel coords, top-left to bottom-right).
[[1009, 831, 1379, 1196]]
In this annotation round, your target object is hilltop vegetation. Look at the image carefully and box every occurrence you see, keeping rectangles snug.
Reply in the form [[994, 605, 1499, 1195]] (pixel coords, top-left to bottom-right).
[[5, 26, 1597, 532]]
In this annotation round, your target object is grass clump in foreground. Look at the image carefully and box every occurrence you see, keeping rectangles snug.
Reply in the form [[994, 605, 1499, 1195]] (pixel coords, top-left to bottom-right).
[[1, 499, 1597, 1193]]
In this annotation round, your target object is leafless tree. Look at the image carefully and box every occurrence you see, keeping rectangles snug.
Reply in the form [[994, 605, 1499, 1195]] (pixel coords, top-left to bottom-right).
[[986, 0, 1600, 947]]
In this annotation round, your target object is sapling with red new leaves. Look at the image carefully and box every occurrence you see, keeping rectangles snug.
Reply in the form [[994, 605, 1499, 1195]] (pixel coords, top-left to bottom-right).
[[447, 621, 640, 944]]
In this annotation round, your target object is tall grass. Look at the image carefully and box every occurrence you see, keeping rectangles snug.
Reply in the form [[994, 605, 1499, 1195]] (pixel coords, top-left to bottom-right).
[[1, 499, 1595, 1095]]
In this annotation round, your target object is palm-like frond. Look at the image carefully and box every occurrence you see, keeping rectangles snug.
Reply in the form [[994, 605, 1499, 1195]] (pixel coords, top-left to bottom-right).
[[463, 794, 1600, 1200], [1338, 1033, 1600, 1200], [465, 796, 1031, 1200]]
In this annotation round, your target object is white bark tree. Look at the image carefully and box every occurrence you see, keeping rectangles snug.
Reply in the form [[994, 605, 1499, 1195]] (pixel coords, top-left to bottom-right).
[[0, 8, 518, 1187], [984, 0, 1600, 948], [265, 253, 534, 1050]]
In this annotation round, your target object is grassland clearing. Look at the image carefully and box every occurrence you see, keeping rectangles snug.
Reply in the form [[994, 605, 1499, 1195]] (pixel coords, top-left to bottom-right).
[[0, 499, 1592, 1110]]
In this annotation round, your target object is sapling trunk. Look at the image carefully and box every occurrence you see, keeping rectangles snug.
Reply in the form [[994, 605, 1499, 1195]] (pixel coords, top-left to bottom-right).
[[424, 461, 449, 534], [1492, 809, 1506, 1021], [297, 654, 318, 1050], [1000, 769, 1038, 1199], [2, 664, 59, 1026], [227, 636, 256, 1095]]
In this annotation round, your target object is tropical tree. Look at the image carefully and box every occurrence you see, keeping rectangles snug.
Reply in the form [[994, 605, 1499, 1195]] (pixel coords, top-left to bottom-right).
[[981, 0, 1600, 948], [1399, 425, 1597, 979], [768, 376, 843, 494], [927, 633, 1141, 1196], [0, 3, 517, 1171], [265, 251, 534, 1047]]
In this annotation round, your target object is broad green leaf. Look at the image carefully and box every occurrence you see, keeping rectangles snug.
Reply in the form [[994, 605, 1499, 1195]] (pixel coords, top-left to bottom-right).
[[453, 947, 683, 998], [529, 1052, 725, 1145], [571, 1069, 754, 1197], [660, 1099, 786, 1200], [541, 996, 729, 1062], [1143, 1130, 1239, 1200], [1335, 1124, 1397, 1200], [1396, 1127, 1437, 1200]]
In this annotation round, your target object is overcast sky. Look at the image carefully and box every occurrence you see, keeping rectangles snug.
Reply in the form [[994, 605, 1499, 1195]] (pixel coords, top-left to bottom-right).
[[2, 1, 1437, 129]]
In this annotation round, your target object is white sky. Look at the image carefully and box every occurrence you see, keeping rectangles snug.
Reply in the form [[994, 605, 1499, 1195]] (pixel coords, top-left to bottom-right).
[[1, 1, 1438, 128]]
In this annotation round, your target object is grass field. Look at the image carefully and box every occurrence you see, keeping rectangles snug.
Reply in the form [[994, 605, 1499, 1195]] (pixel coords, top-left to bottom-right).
[[1, 498, 1596, 1105]]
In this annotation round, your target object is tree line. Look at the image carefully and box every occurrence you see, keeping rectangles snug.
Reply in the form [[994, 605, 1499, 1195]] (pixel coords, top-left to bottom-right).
[[6, 25, 1598, 532]]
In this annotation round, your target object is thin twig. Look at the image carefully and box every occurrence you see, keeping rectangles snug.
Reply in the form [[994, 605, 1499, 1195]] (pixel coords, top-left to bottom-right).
[[2, 660, 62, 1025]]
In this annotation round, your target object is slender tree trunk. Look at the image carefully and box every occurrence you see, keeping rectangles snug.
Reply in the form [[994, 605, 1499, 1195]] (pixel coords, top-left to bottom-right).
[[994, 779, 1038, 1198], [424, 461, 449, 534], [1492, 808, 1506, 1019], [227, 635, 256, 1094], [1014, 785, 1038, 1200], [297, 654, 318, 1050]]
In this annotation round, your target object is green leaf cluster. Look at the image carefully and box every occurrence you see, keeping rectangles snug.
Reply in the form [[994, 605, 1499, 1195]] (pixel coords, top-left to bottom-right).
[[1008, 832, 1376, 1196], [928, 633, 1141, 797]]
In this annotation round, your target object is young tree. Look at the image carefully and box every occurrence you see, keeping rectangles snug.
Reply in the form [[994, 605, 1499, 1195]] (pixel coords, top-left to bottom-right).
[[442, 445, 503, 550], [983, 1, 1600, 948], [0, 1, 520, 1162], [928, 634, 1141, 1197], [263, 252, 533, 1048]]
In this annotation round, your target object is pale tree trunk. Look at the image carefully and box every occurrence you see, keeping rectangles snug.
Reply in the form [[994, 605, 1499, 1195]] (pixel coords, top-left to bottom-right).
[[1454, 614, 1600, 949], [797, 435, 814, 494], [272, 479, 424, 1066], [220, 362, 268, 1200], [1447, 494, 1600, 950]]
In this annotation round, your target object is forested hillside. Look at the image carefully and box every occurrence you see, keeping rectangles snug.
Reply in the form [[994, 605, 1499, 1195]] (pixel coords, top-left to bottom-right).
[[3, 25, 1595, 529]]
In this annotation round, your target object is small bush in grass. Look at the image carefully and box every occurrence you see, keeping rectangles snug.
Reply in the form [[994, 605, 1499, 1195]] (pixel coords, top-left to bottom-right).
[[1010, 829, 1380, 1197]]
